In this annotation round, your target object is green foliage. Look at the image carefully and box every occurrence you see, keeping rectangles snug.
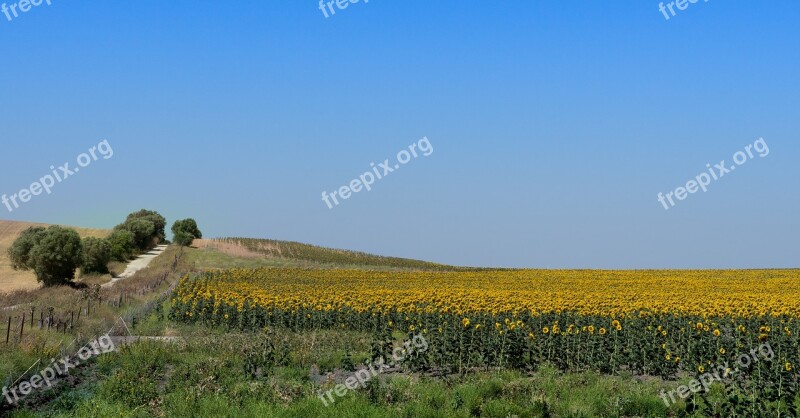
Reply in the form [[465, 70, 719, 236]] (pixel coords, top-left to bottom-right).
[[7, 225, 83, 286], [172, 218, 202, 247], [107, 229, 136, 262], [172, 232, 193, 247], [125, 209, 167, 242], [82, 237, 111, 274], [114, 209, 166, 252], [121, 218, 155, 250], [6, 226, 45, 269]]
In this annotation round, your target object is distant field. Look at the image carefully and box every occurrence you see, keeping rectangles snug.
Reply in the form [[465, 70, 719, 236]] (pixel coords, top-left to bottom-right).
[[192, 237, 458, 270], [0, 220, 109, 293]]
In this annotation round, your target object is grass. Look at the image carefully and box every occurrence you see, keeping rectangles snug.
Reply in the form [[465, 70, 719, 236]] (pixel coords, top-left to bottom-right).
[[8, 314, 690, 418], [0, 245, 188, 412], [193, 238, 461, 271]]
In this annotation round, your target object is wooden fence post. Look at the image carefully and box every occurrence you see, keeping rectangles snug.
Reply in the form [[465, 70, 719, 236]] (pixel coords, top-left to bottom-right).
[[5, 317, 10, 344], [19, 314, 25, 341]]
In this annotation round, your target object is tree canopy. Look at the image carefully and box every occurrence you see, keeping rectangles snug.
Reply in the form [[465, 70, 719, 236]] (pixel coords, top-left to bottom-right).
[[8, 226, 83, 286], [172, 218, 202, 246]]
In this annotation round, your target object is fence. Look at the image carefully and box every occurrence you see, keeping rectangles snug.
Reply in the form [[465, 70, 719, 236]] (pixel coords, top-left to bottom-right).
[[1, 247, 183, 346]]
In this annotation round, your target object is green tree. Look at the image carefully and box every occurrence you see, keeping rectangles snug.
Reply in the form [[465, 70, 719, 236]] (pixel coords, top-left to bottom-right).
[[108, 229, 136, 261], [7, 226, 45, 270], [124, 209, 166, 243], [119, 219, 155, 251], [8, 226, 83, 286], [82, 237, 111, 274], [172, 218, 202, 246], [115, 209, 166, 251]]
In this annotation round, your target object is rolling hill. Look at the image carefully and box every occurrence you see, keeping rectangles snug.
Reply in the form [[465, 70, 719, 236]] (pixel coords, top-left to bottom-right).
[[191, 237, 458, 270]]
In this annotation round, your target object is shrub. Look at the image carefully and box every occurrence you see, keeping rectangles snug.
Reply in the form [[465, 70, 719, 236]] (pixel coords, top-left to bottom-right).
[[114, 209, 166, 252], [108, 229, 136, 262], [172, 218, 202, 247], [83, 237, 112, 274], [8, 225, 83, 286]]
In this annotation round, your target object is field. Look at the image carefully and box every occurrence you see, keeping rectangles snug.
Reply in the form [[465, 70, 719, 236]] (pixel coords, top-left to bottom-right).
[[3, 238, 799, 417], [0, 220, 110, 292], [191, 238, 458, 271], [168, 266, 800, 416]]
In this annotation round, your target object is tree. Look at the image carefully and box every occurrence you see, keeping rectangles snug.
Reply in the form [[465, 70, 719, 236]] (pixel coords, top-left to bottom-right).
[[120, 219, 155, 251], [172, 218, 202, 246], [8, 226, 83, 286], [172, 231, 192, 247], [107, 229, 136, 261], [115, 209, 166, 251], [82, 237, 111, 274], [124, 209, 166, 243], [7, 226, 45, 270]]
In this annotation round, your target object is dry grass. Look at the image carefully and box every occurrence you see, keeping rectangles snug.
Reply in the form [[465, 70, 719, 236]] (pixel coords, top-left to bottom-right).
[[192, 238, 265, 259], [0, 219, 110, 293]]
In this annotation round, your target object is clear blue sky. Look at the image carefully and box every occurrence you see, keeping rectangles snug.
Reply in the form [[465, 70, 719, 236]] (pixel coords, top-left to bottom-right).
[[1, 1, 798, 268]]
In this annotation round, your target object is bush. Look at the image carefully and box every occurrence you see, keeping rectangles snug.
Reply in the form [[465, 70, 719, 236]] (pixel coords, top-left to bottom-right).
[[108, 229, 136, 262], [172, 218, 202, 247], [8, 225, 83, 286], [114, 209, 166, 252], [7, 226, 45, 270], [83, 237, 111, 274], [173, 231, 194, 247], [120, 219, 156, 251]]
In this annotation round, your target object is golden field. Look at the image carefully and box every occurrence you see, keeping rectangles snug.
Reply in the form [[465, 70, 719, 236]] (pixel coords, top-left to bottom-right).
[[172, 268, 799, 386], [172, 268, 800, 318]]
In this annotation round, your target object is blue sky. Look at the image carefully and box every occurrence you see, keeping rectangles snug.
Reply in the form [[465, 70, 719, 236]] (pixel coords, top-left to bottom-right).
[[1, 1, 798, 268]]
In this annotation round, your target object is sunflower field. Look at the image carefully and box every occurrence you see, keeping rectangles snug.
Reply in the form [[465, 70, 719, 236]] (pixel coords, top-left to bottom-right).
[[170, 268, 800, 414]]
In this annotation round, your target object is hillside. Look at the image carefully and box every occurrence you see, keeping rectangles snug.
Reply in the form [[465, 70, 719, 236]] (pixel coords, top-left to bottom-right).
[[191, 237, 458, 270], [0, 220, 110, 293]]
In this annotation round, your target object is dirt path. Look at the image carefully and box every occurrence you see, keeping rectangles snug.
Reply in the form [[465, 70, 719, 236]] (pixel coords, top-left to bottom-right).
[[103, 245, 169, 288]]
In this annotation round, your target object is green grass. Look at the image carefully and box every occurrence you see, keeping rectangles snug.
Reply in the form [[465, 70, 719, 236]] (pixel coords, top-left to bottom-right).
[[6, 302, 696, 418]]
